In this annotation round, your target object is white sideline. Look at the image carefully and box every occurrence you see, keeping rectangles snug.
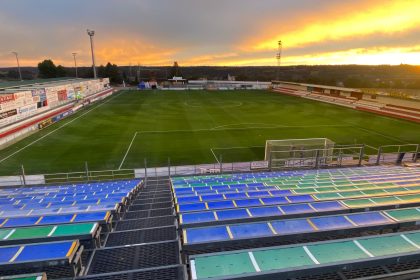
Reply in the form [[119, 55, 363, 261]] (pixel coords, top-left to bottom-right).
[[0, 92, 122, 164], [118, 131, 138, 170], [210, 148, 220, 163]]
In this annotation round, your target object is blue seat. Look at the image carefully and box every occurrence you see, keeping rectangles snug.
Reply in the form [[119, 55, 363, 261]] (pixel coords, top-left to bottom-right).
[[37, 214, 72, 225], [247, 191, 270, 197], [181, 212, 216, 224], [217, 209, 250, 220], [229, 223, 273, 239], [260, 197, 288, 205], [0, 246, 20, 263], [179, 203, 207, 212], [14, 241, 75, 262], [224, 193, 248, 200], [73, 212, 108, 223], [347, 212, 392, 226], [231, 184, 247, 189], [247, 183, 265, 187], [201, 194, 225, 201], [185, 226, 230, 244], [2, 216, 40, 227], [235, 199, 262, 207], [271, 219, 315, 234], [280, 204, 314, 214], [177, 196, 201, 204], [310, 201, 346, 211], [248, 206, 283, 217], [269, 190, 293, 196], [310, 216, 353, 230], [207, 200, 235, 210], [287, 195, 314, 203], [209, 185, 227, 190]]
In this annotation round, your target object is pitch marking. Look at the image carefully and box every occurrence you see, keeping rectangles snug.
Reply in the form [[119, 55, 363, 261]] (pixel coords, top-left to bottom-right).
[[210, 148, 220, 163], [0, 92, 123, 164], [118, 131, 138, 169]]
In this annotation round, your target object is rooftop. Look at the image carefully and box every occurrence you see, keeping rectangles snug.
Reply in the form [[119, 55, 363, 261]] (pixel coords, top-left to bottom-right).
[[0, 78, 98, 94]]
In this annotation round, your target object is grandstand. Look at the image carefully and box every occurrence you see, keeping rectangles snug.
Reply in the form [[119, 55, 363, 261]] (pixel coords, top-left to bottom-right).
[[1, 162, 420, 279], [273, 81, 420, 123]]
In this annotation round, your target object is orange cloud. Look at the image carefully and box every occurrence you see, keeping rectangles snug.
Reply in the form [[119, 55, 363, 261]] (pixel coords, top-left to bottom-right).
[[246, 0, 420, 51]]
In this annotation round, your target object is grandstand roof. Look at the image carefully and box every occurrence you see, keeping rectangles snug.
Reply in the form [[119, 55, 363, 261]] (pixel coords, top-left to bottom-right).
[[0, 78, 98, 93]]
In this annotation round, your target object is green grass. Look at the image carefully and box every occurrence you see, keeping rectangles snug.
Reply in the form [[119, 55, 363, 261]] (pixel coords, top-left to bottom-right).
[[0, 89, 419, 175]]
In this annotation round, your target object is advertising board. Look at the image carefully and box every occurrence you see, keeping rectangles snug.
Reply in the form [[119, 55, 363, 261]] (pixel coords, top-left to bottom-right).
[[0, 109, 18, 120]]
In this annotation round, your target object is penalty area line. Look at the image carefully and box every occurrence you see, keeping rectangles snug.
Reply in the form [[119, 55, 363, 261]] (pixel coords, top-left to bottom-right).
[[118, 131, 138, 170]]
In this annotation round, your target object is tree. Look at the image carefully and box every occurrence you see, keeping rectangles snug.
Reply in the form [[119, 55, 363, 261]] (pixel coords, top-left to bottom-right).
[[56, 65, 67, 77], [38, 59, 57, 78], [97, 62, 122, 84], [170, 61, 182, 77]]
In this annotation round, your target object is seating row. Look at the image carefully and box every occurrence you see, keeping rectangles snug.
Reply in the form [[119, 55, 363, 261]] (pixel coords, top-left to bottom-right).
[[189, 230, 420, 279], [177, 192, 420, 213], [183, 207, 420, 246]]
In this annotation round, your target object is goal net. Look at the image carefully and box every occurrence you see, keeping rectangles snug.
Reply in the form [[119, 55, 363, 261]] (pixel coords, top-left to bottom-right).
[[265, 138, 335, 168]]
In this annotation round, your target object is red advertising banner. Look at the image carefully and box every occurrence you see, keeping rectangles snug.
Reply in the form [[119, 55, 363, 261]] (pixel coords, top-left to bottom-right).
[[57, 89, 68, 101], [0, 94, 15, 104]]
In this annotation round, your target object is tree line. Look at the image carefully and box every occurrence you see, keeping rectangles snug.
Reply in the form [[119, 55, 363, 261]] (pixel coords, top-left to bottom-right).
[[36, 59, 123, 84]]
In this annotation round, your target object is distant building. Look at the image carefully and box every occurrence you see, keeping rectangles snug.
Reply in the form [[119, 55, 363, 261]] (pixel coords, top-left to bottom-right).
[[168, 76, 187, 85], [227, 74, 236, 81]]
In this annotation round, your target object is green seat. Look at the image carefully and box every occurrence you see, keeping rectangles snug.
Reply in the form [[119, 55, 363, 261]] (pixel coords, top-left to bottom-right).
[[336, 186, 358, 191], [253, 247, 314, 271], [193, 252, 256, 279], [385, 208, 420, 221], [361, 189, 387, 195], [338, 191, 364, 198], [358, 235, 418, 256], [370, 196, 402, 205], [0, 223, 97, 241], [308, 241, 368, 263], [314, 193, 342, 200], [342, 198, 374, 208]]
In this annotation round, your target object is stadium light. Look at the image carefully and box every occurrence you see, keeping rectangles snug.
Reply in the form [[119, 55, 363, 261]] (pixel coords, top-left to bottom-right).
[[72, 52, 78, 78], [276, 40, 282, 81], [87, 29, 97, 79], [11, 51, 23, 81]]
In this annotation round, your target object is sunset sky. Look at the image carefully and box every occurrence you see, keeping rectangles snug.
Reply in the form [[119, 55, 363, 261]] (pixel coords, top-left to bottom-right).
[[1, 0, 420, 67]]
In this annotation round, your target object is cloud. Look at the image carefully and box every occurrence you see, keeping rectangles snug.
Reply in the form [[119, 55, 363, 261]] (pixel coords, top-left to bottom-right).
[[0, 0, 419, 67]]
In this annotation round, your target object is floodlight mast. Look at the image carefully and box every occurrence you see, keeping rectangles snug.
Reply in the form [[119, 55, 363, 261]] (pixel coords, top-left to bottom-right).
[[72, 52, 78, 78], [12, 52, 23, 81], [87, 29, 97, 79], [276, 40, 282, 81]]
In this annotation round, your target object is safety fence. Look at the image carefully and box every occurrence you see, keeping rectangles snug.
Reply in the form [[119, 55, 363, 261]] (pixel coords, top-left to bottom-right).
[[0, 144, 417, 187]]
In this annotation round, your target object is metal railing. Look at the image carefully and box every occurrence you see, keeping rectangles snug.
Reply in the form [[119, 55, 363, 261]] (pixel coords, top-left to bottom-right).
[[0, 144, 418, 187]]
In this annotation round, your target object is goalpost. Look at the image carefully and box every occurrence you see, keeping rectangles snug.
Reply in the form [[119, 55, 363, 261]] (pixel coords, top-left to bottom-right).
[[265, 138, 337, 169]]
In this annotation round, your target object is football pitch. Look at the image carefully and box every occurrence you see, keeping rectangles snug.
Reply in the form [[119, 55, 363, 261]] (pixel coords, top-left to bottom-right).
[[0, 89, 419, 175]]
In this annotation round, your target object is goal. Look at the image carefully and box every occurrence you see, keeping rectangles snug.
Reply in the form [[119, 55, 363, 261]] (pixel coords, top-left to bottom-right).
[[265, 138, 335, 169]]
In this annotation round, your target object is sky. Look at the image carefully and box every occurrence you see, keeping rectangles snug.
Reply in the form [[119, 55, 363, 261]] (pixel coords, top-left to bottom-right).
[[1, 0, 420, 67]]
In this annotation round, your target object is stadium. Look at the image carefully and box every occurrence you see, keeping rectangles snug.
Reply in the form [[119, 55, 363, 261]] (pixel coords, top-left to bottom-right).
[[0, 75, 419, 280], [1, 1, 420, 280]]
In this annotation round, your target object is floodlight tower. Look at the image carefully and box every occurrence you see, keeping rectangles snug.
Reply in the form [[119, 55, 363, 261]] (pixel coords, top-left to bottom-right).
[[276, 40, 282, 81], [72, 52, 78, 78], [12, 52, 23, 81], [87, 29, 97, 78]]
